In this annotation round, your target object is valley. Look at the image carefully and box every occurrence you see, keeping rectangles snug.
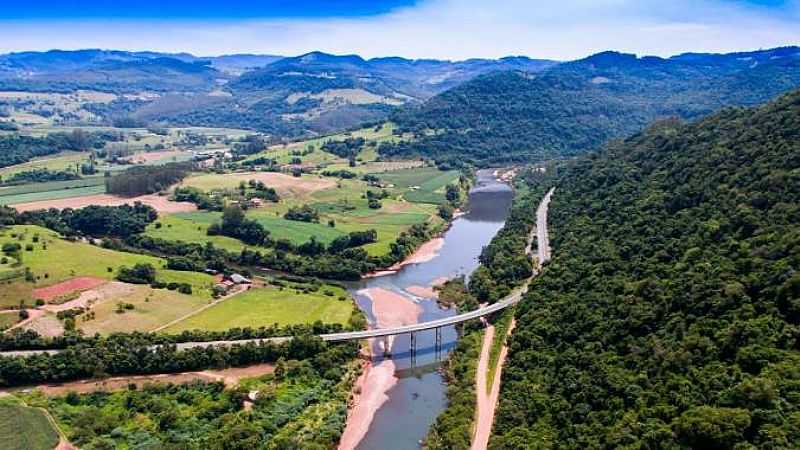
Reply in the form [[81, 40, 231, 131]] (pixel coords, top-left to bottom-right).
[[0, 25, 798, 450]]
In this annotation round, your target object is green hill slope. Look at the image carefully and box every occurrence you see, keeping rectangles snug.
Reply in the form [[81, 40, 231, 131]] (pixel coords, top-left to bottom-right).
[[490, 90, 800, 448], [381, 47, 800, 167]]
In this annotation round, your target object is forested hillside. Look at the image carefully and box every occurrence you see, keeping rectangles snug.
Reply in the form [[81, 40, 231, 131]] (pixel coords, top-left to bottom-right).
[[490, 90, 800, 448], [382, 47, 800, 167]]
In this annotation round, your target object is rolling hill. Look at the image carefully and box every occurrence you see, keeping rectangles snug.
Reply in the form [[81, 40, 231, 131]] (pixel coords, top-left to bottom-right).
[[380, 46, 800, 166], [491, 89, 800, 448], [0, 49, 556, 136], [158, 51, 556, 135]]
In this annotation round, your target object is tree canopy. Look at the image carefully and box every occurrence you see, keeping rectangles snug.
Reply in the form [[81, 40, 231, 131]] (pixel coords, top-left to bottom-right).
[[490, 90, 800, 449]]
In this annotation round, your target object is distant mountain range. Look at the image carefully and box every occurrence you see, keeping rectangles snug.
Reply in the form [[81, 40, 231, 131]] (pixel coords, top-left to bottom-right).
[[0, 49, 557, 134], [380, 46, 800, 166], [2, 47, 800, 147]]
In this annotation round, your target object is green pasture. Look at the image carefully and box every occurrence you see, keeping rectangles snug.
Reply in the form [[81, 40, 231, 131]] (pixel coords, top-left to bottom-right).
[[0, 225, 215, 299], [164, 285, 355, 332]]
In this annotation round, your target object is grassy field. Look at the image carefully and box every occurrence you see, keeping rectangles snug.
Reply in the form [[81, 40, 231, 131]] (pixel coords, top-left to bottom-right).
[[164, 285, 355, 332], [145, 175, 440, 256], [0, 225, 216, 300], [146, 213, 248, 252], [0, 311, 20, 329], [0, 151, 90, 178], [0, 280, 32, 309], [378, 167, 460, 205], [0, 403, 60, 450], [0, 177, 107, 206], [77, 285, 210, 335]]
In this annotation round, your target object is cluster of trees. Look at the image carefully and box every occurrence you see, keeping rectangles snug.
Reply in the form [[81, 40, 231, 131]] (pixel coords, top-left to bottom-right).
[[284, 204, 320, 223], [327, 230, 378, 254], [105, 162, 192, 196], [491, 90, 800, 448], [231, 134, 268, 157], [321, 169, 357, 179], [171, 186, 223, 211], [208, 204, 269, 246], [13, 203, 158, 238], [245, 179, 280, 202], [1, 168, 80, 185], [380, 50, 800, 167], [116, 262, 156, 284], [321, 137, 366, 159], [0, 130, 117, 168], [0, 330, 356, 387], [115, 262, 190, 294]]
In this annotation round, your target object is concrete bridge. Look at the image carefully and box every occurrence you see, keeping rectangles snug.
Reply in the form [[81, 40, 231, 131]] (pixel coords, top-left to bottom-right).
[[1, 188, 554, 359]]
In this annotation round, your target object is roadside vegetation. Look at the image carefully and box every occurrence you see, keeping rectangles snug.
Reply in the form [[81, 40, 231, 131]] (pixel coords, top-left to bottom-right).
[[16, 343, 360, 449]]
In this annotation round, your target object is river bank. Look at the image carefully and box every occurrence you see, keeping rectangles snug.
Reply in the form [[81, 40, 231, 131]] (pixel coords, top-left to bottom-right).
[[341, 169, 513, 450]]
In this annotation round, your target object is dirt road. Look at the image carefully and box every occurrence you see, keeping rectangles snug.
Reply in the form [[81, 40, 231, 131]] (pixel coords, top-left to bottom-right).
[[471, 187, 554, 450]]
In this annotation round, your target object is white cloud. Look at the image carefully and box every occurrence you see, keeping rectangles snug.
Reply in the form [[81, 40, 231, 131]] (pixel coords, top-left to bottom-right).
[[0, 0, 798, 59]]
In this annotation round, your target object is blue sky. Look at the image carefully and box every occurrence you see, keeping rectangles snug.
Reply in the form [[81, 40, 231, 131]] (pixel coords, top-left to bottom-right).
[[0, 0, 418, 19], [0, 0, 798, 59]]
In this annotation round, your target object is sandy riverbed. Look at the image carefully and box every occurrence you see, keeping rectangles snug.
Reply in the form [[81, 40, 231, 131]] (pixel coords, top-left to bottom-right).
[[338, 359, 398, 450], [338, 287, 421, 450], [365, 237, 445, 278]]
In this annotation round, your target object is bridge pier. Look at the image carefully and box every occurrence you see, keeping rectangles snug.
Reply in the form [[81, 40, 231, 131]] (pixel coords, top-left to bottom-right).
[[410, 332, 417, 367], [435, 327, 442, 359]]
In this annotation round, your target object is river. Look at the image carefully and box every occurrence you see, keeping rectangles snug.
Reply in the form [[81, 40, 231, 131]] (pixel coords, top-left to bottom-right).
[[350, 169, 513, 450]]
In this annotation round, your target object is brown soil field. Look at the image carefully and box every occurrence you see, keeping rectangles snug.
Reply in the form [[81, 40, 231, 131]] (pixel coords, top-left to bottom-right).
[[42, 281, 134, 313], [11, 193, 197, 214], [33, 277, 106, 302]]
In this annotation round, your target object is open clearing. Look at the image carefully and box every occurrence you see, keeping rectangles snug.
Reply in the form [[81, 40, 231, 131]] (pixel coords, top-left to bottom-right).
[[182, 171, 336, 199], [378, 167, 460, 205], [0, 404, 60, 450], [0, 311, 19, 329], [0, 225, 215, 299], [165, 286, 354, 333], [76, 284, 210, 335], [9, 193, 197, 214], [0, 280, 33, 309]]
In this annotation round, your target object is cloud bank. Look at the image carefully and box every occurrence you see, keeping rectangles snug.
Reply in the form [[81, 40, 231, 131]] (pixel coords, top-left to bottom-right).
[[1, 0, 799, 59]]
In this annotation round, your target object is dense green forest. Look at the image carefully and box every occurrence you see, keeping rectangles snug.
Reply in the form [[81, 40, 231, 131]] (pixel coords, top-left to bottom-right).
[[381, 48, 800, 167], [105, 162, 193, 196], [490, 90, 800, 448]]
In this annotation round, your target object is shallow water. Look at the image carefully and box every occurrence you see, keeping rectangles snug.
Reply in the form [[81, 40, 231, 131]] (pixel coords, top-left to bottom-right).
[[352, 170, 513, 450]]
